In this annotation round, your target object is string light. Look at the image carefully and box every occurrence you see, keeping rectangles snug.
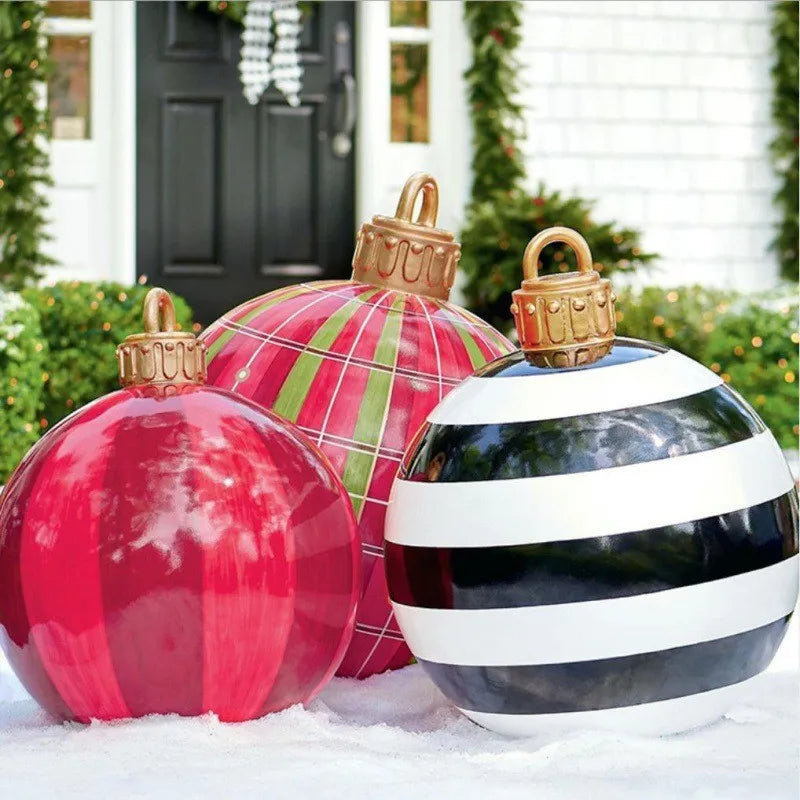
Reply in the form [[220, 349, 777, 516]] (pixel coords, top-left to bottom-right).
[[710, 363, 721, 372], [721, 373, 731, 383], [734, 345, 744, 356], [785, 371, 796, 384], [791, 332, 799, 344], [755, 395, 767, 406], [653, 315, 664, 326], [666, 291, 679, 302], [751, 336, 763, 348], [778, 358, 788, 368], [702, 322, 714, 332], [6, 396, 14, 406], [102, 322, 111, 331]]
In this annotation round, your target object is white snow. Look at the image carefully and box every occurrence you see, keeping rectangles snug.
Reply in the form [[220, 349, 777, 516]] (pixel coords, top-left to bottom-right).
[[0, 647, 797, 799]]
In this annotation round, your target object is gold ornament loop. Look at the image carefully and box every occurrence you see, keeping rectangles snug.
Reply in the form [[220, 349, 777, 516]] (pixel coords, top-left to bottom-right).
[[142, 287, 177, 334], [350, 172, 459, 300], [522, 226, 594, 282], [393, 172, 439, 228], [117, 287, 206, 387], [512, 226, 616, 368]]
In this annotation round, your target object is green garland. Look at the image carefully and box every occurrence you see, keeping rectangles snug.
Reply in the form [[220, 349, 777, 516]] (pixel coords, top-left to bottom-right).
[[0, 2, 55, 290], [460, 1, 656, 331], [463, 1, 525, 204], [769, 1, 798, 282]]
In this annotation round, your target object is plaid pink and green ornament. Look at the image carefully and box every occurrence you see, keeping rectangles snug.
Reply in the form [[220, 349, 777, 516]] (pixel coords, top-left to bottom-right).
[[202, 279, 512, 678]]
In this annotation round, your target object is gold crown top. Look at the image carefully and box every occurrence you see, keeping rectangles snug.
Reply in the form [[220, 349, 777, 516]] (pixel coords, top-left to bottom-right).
[[117, 288, 206, 387], [511, 227, 617, 368], [351, 173, 461, 301]]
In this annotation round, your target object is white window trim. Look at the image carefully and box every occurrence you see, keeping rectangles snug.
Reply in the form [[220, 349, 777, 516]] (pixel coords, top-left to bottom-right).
[[356, 1, 470, 236], [42, 1, 135, 285]]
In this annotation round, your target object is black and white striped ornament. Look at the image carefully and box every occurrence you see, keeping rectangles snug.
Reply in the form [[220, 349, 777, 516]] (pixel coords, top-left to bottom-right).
[[384, 228, 798, 736]]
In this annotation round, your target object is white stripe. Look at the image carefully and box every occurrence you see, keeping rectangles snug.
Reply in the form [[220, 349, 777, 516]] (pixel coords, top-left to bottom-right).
[[428, 348, 722, 425], [391, 556, 798, 666], [385, 431, 793, 547], [460, 675, 761, 736]]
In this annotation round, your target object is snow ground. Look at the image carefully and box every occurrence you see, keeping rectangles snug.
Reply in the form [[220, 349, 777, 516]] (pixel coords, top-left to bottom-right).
[[0, 649, 797, 800]]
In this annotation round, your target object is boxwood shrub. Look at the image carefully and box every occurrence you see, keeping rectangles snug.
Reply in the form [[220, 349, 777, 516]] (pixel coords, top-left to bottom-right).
[[616, 285, 798, 449], [23, 281, 194, 431], [0, 291, 46, 481]]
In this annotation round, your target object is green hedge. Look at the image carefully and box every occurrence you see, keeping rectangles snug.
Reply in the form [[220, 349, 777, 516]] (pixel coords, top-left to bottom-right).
[[0, 291, 46, 481], [22, 281, 194, 431], [616, 285, 799, 449]]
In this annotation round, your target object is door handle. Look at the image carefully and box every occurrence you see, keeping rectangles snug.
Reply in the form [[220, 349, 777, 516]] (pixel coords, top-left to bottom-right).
[[332, 20, 356, 158]]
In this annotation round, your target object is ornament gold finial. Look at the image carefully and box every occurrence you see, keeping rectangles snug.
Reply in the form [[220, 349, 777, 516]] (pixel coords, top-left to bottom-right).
[[117, 288, 206, 387], [351, 172, 460, 301], [512, 227, 616, 367]]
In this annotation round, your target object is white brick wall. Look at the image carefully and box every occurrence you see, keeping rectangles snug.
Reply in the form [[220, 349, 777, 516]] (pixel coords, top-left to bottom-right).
[[519, 0, 780, 291]]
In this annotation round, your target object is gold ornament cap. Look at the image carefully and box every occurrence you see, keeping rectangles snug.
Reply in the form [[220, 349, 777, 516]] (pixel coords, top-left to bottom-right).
[[117, 288, 206, 387], [351, 172, 460, 301], [511, 227, 616, 368]]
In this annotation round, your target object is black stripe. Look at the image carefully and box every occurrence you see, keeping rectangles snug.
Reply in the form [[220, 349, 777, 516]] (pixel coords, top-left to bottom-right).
[[418, 617, 790, 714], [477, 337, 665, 378], [403, 384, 764, 482], [386, 492, 799, 609]]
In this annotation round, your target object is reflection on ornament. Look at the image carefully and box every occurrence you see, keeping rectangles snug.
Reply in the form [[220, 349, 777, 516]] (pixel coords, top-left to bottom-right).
[[201, 174, 513, 679], [0, 288, 360, 722], [386, 227, 799, 736]]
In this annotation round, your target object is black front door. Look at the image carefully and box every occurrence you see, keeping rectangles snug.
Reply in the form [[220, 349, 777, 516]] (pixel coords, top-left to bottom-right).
[[136, 1, 356, 324]]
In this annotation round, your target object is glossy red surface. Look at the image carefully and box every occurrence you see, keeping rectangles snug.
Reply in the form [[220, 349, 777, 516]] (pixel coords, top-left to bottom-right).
[[201, 280, 513, 677], [0, 384, 360, 722]]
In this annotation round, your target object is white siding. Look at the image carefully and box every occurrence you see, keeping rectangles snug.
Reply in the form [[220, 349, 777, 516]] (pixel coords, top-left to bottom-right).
[[519, 0, 779, 291]]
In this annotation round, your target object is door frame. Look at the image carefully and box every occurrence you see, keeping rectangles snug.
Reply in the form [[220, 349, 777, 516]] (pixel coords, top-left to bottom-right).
[[110, 0, 137, 286]]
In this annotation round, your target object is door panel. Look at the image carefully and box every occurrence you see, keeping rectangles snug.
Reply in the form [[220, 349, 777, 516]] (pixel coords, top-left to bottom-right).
[[161, 100, 222, 273], [137, 1, 356, 324]]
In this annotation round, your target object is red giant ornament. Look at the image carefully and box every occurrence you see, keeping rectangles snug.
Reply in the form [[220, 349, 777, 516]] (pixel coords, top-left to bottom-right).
[[0, 289, 360, 722], [201, 174, 513, 677]]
